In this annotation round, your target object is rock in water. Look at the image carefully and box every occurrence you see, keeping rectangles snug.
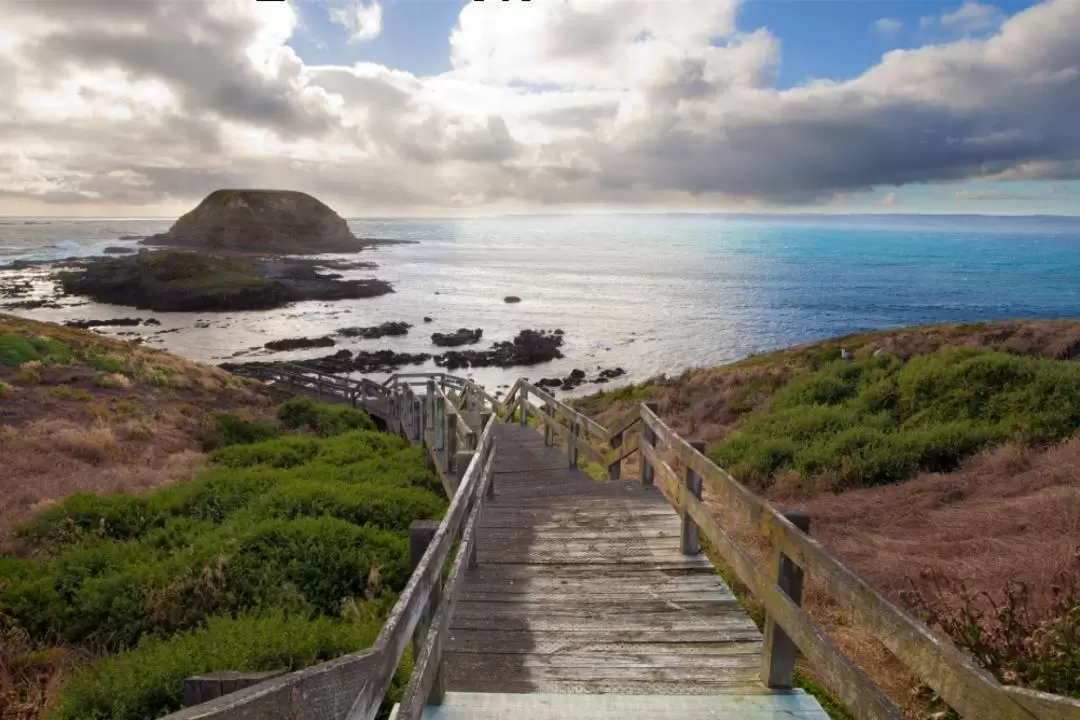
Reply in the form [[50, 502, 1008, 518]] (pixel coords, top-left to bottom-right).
[[432, 328, 483, 347], [264, 336, 336, 352], [144, 189, 366, 254]]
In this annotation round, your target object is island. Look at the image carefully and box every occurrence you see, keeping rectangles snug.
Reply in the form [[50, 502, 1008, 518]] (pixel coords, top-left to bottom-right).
[[143, 189, 371, 254]]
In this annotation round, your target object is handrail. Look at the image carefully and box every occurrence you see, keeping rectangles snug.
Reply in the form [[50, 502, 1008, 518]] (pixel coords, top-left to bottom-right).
[[634, 406, 1080, 720]]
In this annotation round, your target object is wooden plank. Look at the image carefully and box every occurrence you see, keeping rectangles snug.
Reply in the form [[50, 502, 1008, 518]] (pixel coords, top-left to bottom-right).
[[162, 648, 380, 720], [445, 628, 763, 650], [444, 637, 763, 656], [1003, 686, 1080, 720], [442, 651, 761, 668], [443, 658, 760, 683], [438, 675, 768, 695]]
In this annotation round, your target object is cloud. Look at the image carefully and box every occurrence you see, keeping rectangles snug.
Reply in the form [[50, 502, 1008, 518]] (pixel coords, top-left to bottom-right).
[[955, 187, 1070, 200], [874, 18, 904, 37], [921, 2, 1005, 35], [0, 0, 1078, 215], [880, 192, 899, 207], [329, 0, 383, 43]]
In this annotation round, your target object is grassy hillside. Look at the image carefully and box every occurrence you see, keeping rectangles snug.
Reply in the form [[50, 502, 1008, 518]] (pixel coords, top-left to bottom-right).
[[0, 313, 274, 542], [0, 317, 446, 720], [576, 319, 1080, 712]]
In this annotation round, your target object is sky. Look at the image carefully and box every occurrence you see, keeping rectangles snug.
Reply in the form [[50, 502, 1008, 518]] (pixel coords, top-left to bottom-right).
[[0, 0, 1078, 217]]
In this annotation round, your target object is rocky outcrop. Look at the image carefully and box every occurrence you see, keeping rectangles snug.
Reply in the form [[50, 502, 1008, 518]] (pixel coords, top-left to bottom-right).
[[434, 329, 564, 370], [432, 328, 483, 347], [57, 252, 392, 312], [264, 336, 335, 352], [338, 322, 411, 339], [222, 348, 431, 376], [64, 318, 147, 329], [143, 190, 367, 254], [537, 366, 626, 391], [504, 296, 522, 303]]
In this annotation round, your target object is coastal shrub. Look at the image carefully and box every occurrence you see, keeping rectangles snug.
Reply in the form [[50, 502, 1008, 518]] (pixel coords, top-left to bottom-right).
[[45, 385, 93, 402], [210, 436, 321, 468], [225, 517, 408, 614], [19, 492, 159, 547], [0, 334, 40, 366], [256, 479, 445, 532], [1, 397, 441, 717], [94, 372, 132, 389], [278, 397, 376, 436], [211, 412, 280, 448], [0, 379, 11, 396], [53, 612, 381, 720], [715, 349, 1080, 489], [0, 333, 75, 366], [87, 351, 125, 374]]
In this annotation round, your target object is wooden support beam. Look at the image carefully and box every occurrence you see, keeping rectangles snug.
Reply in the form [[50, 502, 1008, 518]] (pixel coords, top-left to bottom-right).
[[761, 511, 810, 689], [640, 402, 658, 486], [680, 441, 706, 555]]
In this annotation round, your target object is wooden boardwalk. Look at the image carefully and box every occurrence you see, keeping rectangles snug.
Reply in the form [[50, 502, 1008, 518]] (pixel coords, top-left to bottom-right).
[[442, 423, 797, 699]]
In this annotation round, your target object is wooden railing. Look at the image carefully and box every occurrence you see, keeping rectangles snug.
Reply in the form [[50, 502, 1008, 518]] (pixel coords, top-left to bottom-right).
[[501, 382, 1080, 720], [172, 371, 1080, 720]]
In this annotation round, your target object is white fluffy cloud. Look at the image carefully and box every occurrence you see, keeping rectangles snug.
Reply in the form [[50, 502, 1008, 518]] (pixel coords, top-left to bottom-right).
[[0, 0, 1077, 214], [330, 0, 383, 43]]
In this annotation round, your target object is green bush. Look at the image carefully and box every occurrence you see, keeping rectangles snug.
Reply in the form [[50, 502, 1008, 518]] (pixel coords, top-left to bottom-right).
[[53, 612, 381, 720], [210, 436, 321, 468], [278, 397, 376, 436], [225, 517, 408, 614], [211, 412, 280, 448], [86, 351, 125, 374], [256, 478, 445, 533], [715, 349, 1080, 489], [0, 379, 12, 396], [0, 333, 40, 366], [2, 401, 444, 710], [18, 492, 160, 547]]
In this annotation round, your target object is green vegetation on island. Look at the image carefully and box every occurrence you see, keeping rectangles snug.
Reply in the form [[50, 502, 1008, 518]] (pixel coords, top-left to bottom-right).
[[56, 251, 392, 313]]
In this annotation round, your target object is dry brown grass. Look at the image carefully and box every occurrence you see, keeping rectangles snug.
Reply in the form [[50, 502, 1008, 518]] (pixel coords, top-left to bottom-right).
[[0, 622, 87, 720], [0, 314, 272, 541]]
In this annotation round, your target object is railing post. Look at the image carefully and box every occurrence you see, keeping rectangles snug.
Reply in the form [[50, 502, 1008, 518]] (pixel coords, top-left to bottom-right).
[[518, 388, 528, 426], [544, 401, 554, 446], [479, 411, 492, 431], [608, 427, 624, 481], [569, 419, 580, 468], [447, 412, 458, 472], [434, 395, 446, 457], [760, 511, 811, 689], [485, 440, 497, 501], [409, 520, 445, 704], [680, 441, 706, 555], [413, 398, 422, 443], [641, 402, 658, 486], [426, 379, 436, 434]]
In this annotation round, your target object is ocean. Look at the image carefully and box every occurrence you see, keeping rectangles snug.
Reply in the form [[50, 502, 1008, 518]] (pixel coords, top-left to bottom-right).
[[2, 213, 1080, 393]]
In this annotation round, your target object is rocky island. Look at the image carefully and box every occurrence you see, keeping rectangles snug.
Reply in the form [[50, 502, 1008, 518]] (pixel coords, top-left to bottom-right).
[[58, 251, 392, 312], [143, 189, 373, 254], [53, 189, 399, 312]]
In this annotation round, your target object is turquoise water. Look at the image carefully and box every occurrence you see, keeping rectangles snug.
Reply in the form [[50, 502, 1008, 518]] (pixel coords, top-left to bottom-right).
[[2, 213, 1079, 391]]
